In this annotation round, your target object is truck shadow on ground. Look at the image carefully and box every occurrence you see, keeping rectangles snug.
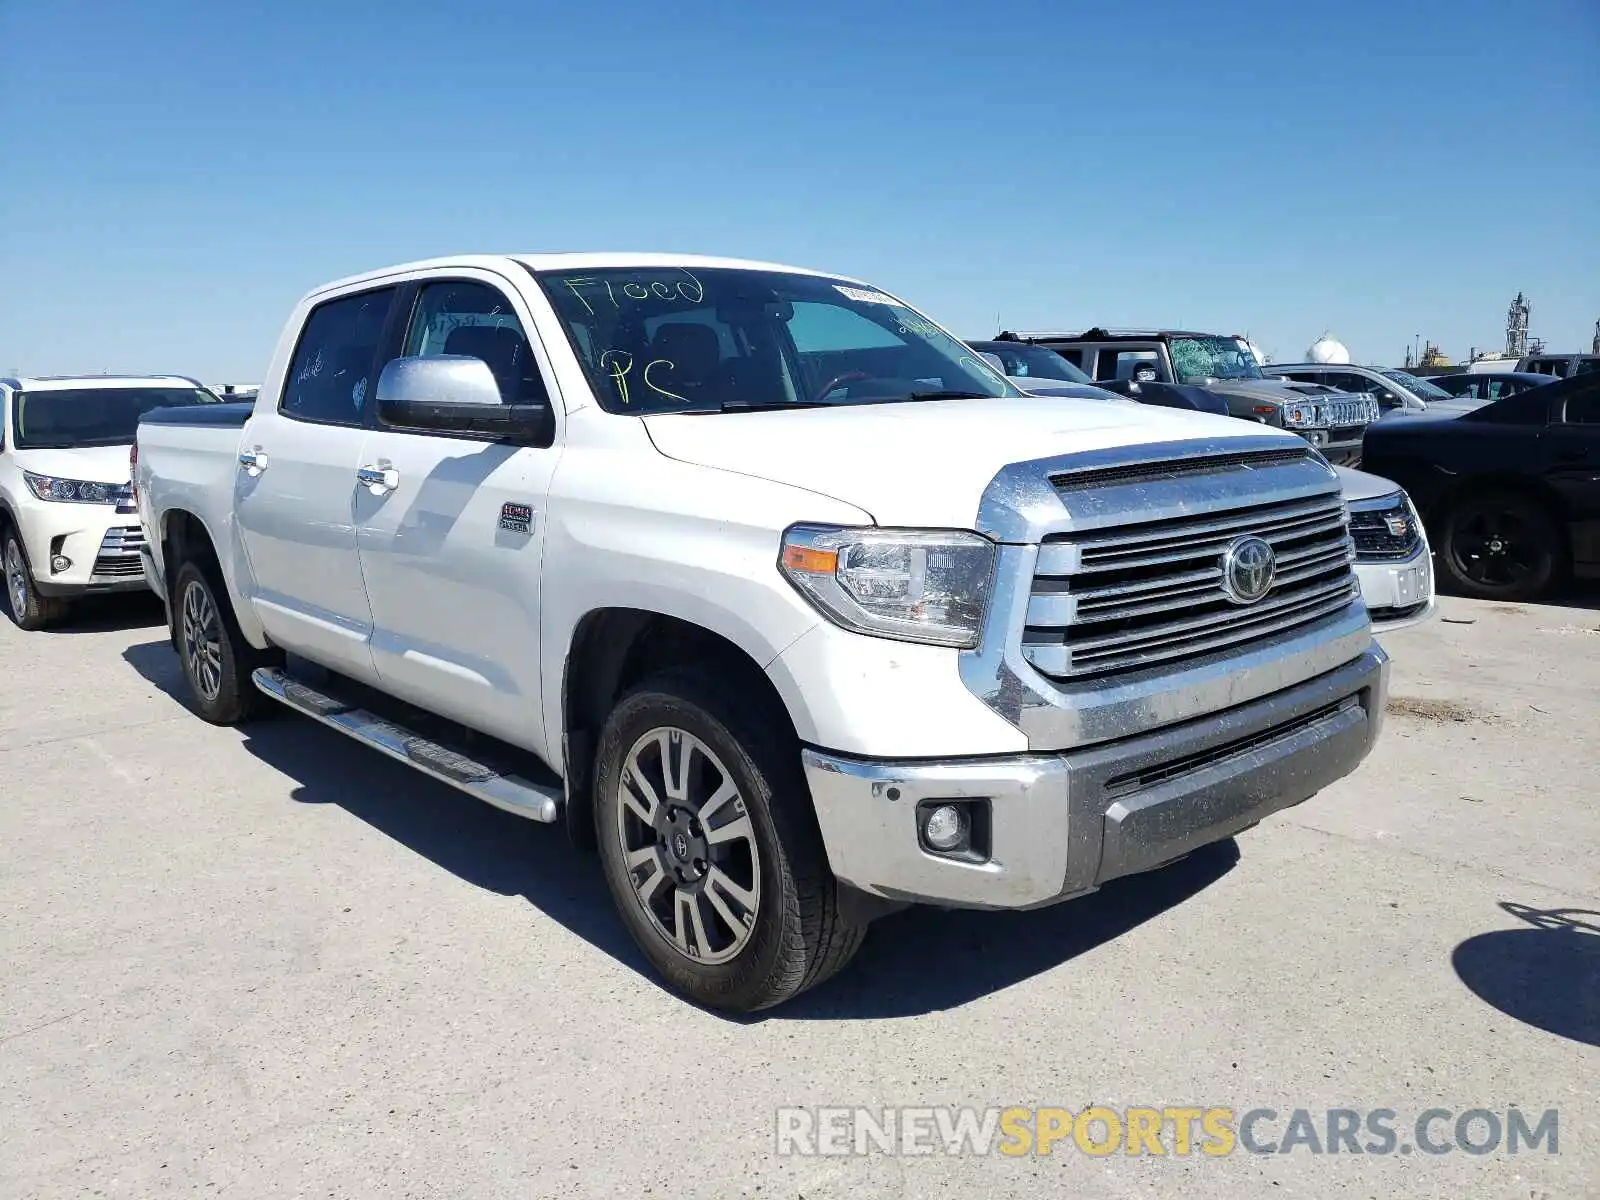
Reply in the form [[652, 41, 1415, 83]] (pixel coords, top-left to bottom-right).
[[120, 640, 1240, 1019], [1451, 902, 1600, 1047]]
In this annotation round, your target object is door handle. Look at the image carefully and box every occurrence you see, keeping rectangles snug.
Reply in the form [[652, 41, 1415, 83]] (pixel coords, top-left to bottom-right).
[[357, 464, 400, 495], [238, 449, 268, 476]]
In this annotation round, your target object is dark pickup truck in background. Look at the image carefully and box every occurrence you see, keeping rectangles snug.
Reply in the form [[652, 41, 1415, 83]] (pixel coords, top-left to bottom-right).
[[1362, 372, 1600, 601]]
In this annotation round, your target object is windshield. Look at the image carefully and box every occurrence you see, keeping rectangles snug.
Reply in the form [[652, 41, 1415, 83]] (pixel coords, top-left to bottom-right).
[[1380, 370, 1452, 401], [969, 342, 1093, 384], [12, 386, 221, 449], [1169, 336, 1264, 382], [534, 267, 1020, 414]]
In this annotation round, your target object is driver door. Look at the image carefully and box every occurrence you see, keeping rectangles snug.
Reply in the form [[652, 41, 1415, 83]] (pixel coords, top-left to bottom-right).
[[352, 275, 562, 756]]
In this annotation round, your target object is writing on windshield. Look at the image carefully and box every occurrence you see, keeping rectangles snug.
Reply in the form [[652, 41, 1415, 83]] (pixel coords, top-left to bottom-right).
[[535, 266, 1018, 415]]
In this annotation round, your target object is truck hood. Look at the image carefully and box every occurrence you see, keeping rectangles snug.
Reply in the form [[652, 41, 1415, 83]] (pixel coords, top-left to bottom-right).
[[642, 397, 1289, 531], [1201, 378, 1333, 406], [1332, 465, 1400, 502], [11, 444, 133, 484]]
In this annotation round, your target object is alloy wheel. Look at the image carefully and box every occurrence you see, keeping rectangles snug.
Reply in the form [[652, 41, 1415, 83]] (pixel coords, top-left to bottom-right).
[[180, 578, 224, 702], [614, 726, 762, 965], [5, 539, 29, 618], [1451, 507, 1538, 589]]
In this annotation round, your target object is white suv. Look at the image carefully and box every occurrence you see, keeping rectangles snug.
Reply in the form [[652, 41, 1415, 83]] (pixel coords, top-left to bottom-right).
[[0, 375, 220, 629]]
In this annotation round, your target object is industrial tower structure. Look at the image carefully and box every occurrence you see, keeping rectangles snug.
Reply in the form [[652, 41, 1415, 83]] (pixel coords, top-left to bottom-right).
[[1506, 291, 1531, 358]]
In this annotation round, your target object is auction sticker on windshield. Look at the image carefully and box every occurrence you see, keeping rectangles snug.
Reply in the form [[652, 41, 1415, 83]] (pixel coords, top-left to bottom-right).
[[834, 285, 902, 305]]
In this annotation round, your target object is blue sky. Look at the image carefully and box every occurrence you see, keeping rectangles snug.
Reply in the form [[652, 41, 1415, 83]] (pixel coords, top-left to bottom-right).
[[1, 0, 1595, 380]]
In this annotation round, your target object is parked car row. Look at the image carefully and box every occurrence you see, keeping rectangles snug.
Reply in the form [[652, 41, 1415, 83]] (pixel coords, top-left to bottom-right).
[[994, 329, 1382, 465], [982, 336, 1596, 603], [1, 252, 1574, 1012]]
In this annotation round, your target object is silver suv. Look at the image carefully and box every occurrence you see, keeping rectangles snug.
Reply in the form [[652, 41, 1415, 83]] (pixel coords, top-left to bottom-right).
[[1264, 363, 1462, 415], [999, 329, 1379, 464]]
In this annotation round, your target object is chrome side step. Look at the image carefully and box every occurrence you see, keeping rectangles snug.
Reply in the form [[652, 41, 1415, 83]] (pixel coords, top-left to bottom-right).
[[252, 667, 561, 823]]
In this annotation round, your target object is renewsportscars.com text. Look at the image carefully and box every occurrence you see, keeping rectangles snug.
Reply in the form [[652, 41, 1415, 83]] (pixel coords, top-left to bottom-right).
[[775, 1106, 1559, 1158]]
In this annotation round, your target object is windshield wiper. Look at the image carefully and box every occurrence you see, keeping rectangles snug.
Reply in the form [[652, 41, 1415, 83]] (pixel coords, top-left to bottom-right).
[[901, 390, 992, 402], [711, 400, 835, 413]]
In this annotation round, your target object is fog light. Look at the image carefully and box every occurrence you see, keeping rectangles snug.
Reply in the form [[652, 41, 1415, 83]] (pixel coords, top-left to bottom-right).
[[921, 804, 968, 852], [50, 555, 71, 573], [1306, 430, 1329, 446]]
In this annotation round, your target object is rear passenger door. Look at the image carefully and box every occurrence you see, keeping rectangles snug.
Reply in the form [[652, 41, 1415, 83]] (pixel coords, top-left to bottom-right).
[[234, 285, 398, 682], [352, 273, 563, 754]]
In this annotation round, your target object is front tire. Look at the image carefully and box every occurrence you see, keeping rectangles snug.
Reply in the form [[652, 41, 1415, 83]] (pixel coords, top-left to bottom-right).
[[1436, 490, 1564, 602], [593, 670, 866, 1012], [173, 560, 268, 724], [3, 528, 67, 631]]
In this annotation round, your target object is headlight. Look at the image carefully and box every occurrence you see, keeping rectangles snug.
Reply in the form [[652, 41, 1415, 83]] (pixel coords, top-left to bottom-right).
[[22, 471, 122, 504], [1281, 401, 1328, 429], [779, 525, 996, 648]]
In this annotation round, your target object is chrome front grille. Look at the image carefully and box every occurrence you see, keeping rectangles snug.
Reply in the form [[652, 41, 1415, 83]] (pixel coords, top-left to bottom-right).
[[92, 526, 147, 580], [1023, 493, 1358, 679]]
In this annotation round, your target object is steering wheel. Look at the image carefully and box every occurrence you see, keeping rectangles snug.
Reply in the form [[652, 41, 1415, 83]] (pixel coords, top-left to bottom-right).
[[812, 370, 872, 402]]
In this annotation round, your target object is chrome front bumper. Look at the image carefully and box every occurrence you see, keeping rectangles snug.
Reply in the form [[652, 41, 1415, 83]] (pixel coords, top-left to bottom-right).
[[1355, 548, 1437, 633], [804, 645, 1388, 909]]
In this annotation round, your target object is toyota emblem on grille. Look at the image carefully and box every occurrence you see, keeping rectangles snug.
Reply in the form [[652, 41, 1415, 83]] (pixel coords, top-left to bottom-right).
[[1221, 535, 1276, 604]]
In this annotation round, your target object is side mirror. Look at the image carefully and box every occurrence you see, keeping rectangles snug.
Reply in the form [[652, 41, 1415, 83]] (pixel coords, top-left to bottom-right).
[[375, 355, 554, 444]]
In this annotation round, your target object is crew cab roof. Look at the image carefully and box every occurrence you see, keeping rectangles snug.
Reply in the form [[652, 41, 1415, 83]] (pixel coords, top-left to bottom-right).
[[301, 253, 869, 303]]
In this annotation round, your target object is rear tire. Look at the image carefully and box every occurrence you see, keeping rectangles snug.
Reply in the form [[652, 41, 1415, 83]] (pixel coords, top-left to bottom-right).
[[593, 669, 866, 1012], [3, 527, 67, 631], [173, 559, 270, 724], [1436, 490, 1563, 602]]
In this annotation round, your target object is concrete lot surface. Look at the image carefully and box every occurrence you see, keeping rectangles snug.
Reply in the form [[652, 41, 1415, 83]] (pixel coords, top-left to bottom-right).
[[2, 592, 1596, 1199]]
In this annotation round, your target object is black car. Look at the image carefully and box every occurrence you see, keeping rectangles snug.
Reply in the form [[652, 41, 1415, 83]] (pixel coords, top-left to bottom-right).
[[1361, 372, 1600, 600], [965, 340, 1230, 415], [1428, 371, 1559, 403]]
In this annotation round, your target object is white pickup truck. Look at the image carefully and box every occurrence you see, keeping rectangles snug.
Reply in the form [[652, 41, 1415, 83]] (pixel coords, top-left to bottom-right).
[[134, 253, 1389, 1011]]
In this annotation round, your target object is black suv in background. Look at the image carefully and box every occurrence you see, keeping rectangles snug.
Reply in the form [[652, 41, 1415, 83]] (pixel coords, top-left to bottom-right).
[[996, 329, 1379, 464]]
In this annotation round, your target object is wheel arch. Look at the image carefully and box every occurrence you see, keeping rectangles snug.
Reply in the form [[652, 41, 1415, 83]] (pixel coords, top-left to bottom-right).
[[560, 607, 799, 851], [159, 507, 270, 648], [1423, 471, 1571, 532]]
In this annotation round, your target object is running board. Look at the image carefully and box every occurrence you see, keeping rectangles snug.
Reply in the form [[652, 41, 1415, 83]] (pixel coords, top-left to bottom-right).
[[252, 667, 561, 823]]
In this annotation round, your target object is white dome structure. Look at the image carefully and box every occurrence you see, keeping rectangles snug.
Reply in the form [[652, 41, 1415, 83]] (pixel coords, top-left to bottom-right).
[[1307, 336, 1350, 364]]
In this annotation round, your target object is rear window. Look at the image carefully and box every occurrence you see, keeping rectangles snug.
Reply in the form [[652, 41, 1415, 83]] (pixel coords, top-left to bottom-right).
[[13, 386, 220, 449]]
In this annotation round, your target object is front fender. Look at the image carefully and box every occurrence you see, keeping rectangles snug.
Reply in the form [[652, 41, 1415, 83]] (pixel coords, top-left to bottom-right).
[[537, 447, 871, 766]]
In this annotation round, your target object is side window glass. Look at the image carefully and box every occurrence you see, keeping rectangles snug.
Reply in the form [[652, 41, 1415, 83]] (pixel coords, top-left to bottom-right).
[[282, 288, 397, 424], [1563, 378, 1600, 424], [402, 280, 549, 405], [1098, 349, 1160, 382]]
